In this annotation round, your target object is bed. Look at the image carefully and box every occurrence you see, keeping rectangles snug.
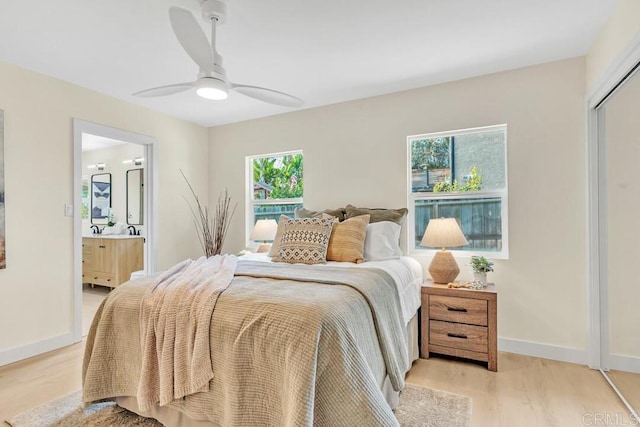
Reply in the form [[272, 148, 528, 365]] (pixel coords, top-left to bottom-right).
[[82, 211, 423, 427]]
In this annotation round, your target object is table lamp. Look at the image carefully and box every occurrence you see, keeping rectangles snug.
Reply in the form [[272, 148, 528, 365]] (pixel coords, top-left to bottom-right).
[[250, 219, 278, 253], [421, 218, 469, 283]]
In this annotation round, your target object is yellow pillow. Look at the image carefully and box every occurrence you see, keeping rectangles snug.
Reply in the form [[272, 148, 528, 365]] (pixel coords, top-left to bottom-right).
[[326, 214, 371, 263]]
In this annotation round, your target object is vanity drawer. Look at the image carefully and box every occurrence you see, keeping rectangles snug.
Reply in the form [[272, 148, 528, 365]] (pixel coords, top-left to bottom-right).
[[87, 272, 116, 287], [429, 295, 487, 326], [429, 320, 488, 353]]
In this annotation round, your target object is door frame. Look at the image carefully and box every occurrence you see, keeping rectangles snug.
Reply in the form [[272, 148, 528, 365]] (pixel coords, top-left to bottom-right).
[[72, 120, 158, 342]]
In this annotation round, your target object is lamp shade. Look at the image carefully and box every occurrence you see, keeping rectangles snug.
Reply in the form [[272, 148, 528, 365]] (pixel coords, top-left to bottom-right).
[[421, 218, 468, 249], [250, 219, 278, 242]]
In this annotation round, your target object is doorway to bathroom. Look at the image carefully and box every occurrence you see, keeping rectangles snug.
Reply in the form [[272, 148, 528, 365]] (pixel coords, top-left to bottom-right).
[[72, 120, 158, 342]]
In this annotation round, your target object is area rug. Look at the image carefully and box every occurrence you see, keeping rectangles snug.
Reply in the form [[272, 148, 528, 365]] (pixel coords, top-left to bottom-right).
[[6, 384, 471, 427]]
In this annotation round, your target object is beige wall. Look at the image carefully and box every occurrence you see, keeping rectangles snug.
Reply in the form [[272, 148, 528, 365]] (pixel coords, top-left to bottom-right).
[[209, 58, 587, 351], [604, 69, 640, 359], [586, 0, 640, 91], [0, 61, 208, 355]]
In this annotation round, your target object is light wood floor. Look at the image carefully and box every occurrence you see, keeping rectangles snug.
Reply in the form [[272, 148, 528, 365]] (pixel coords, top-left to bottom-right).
[[82, 284, 110, 336], [0, 289, 636, 426], [608, 370, 640, 412]]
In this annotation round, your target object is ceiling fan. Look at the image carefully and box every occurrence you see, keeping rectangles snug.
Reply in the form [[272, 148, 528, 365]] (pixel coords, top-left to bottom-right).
[[133, 0, 303, 108]]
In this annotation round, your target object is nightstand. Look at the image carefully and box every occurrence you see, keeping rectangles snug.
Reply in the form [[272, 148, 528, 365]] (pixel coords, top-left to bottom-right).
[[420, 281, 498, 371]]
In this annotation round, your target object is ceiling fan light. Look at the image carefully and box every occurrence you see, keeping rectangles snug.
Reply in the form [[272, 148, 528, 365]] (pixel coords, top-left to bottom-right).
[[196, 78, 228, 100]]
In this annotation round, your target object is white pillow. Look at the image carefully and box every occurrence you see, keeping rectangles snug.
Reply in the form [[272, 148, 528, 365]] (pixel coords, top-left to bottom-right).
[[363, 221, 402, 261]]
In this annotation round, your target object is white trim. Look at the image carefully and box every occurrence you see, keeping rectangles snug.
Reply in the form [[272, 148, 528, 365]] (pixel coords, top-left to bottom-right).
[[597, 107, 610, 371], [588, 32, 640, 109], [0, 333, 73, 367], [72, 120, 158, 343], [586, 33, 640, 371], [609, 354, 640, 374], [586, 104, 601, 369], [407, 123, 507, 140], [498, 337, 586, 365]]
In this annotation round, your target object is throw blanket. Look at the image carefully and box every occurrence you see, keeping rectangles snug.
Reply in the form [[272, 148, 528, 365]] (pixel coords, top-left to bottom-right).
[[83, 260, 407, 426], [137, 255, 238, 411]]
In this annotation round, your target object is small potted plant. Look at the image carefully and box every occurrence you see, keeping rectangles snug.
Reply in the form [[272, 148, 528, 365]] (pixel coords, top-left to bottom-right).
[[470, 255, 493, 287]]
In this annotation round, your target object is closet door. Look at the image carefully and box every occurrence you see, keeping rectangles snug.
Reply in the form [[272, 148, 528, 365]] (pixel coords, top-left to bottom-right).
[[603, 67, 640, 412]]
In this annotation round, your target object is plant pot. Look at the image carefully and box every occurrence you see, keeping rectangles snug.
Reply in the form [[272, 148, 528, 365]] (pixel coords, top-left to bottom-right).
[[473, 272, 487, 287]]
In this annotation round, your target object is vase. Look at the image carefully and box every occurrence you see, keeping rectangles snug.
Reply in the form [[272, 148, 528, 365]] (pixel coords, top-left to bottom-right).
[[473, 272, 487, 287]]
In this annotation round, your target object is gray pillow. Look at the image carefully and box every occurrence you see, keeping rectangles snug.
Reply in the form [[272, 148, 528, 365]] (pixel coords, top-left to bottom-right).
[[345, 204, 408, 224], [295, 207, 346, 222]]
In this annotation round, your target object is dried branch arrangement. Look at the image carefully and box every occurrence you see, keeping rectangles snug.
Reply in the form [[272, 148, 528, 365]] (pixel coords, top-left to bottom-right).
[[181, 170, 237, 257]]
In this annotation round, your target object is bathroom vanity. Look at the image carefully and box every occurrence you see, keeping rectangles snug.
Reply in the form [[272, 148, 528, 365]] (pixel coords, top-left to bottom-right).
[[82, 235, 143, 288]]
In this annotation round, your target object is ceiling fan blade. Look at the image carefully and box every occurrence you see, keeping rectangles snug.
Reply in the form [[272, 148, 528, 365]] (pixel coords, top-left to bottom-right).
[[133, 82, 195, 97], [169, 7, 214, 71], [231, 84, 303, 108]]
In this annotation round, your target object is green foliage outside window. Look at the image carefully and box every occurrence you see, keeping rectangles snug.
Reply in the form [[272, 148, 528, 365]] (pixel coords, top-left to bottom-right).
[[411, 137, 450, 171], [81, 181, 89, 219], [433, 166, 483, 192], [253, 153, 303, 199]]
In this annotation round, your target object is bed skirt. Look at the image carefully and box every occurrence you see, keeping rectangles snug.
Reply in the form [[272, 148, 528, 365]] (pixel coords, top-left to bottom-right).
[[116, 313, 419, 426]]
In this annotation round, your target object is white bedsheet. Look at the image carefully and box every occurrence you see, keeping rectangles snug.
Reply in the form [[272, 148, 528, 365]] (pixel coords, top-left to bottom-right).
[[239, 253, 424, 325]]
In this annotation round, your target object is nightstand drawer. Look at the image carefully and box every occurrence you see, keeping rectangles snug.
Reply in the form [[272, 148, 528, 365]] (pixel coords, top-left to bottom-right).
[[429, 295, 488, 326], [429, 320, 488, 353]]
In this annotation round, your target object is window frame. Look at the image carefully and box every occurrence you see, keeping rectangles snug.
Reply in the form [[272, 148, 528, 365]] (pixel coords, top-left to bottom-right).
[[245, 149, 303, 249], [406, 124, 509, 259]]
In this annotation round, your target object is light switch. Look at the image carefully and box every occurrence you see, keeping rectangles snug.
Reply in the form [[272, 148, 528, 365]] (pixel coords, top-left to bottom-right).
[[65, 204, 73, 217]]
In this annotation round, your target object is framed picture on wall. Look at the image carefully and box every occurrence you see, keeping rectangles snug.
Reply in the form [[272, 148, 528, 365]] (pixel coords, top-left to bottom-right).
[[91, 173, 112, 224]]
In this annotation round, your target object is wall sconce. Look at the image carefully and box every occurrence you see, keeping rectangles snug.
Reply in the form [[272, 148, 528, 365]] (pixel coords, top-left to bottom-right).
[[123, 157, 144, 166], [87, 163, 106, 171]]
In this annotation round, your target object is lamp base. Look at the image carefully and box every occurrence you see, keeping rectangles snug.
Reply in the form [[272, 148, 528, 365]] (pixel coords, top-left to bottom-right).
[[429, 250, 460, 284], [256, 243, 272, 253]]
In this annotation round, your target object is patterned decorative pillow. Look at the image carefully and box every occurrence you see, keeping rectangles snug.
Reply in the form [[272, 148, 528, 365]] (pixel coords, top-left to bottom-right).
[[268, 215, 290, 257], [326, 214, 370, 263], [275, 216, 337, 264], [345, 204, 408, 224], [295, 207, 346, 222]]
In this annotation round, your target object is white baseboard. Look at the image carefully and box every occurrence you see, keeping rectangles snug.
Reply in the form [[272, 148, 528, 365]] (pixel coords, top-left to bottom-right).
[[498, 337, 587, 365], [609, 354, 640, 374], [0, 333, 75, 367]]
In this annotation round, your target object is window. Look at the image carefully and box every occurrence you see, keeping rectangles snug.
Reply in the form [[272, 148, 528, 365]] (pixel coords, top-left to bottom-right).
[[407, 125, 508, 258], [246, 150, 303, 245]]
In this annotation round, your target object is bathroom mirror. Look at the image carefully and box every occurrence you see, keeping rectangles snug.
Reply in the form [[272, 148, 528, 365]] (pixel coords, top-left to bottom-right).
[[126, 168, 143, 225], [91, 173, 111, 225]]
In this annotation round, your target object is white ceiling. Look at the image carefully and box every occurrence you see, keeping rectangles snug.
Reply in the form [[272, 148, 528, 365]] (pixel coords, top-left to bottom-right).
[[82, 134, 127, 152], [0, 0, 616, 127]]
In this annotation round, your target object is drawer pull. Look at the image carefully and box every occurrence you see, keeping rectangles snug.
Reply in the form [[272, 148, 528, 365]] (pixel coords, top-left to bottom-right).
[[99, 245, 106, 249], [447, 333, 468, 339], [447, 307, 468, 313]]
